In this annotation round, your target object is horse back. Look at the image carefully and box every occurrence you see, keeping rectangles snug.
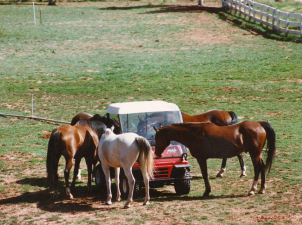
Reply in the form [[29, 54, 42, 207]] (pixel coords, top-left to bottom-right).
[[70, 112, 93, 125], [98, 133, 140, 168], [182, 110, 235, 126]]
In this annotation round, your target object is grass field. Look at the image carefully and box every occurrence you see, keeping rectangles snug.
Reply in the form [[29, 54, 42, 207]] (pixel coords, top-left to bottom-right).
[[0, 0, 302, 224]]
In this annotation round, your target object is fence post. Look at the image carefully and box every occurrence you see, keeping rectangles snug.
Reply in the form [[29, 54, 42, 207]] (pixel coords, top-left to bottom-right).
[[248, 0, 252, 21], [239, 0, 242, 17], [272, 9, 276, 31], [285, 13, 289, 36], [230, 0, 233, 14], [253, 2, 256, 23], [244, 0, 247, 20], [260, 5, 264, 23], [300, 15, 302, 38], [266, 7, 269, 28], [277, 10, 281, 34]]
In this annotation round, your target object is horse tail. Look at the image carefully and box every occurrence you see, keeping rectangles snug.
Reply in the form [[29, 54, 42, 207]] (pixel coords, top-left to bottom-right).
[[228, 111, 238, 125], [47, 130, 62, 186], [135, 137, 154, 179], [260, 121, 276, 174]]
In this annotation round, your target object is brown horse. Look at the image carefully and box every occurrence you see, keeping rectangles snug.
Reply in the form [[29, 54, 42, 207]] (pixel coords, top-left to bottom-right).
[[70, 113, 122, 182], [47, 120, 106, 199], [71, 113, 122, 134], [153, 121, 276, 197], [181, 110, 245, 177], [70, 112, 93, 125]]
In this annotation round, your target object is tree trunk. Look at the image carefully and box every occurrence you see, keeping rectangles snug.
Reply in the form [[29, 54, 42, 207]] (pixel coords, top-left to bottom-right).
[[48, 0, 56, 5]]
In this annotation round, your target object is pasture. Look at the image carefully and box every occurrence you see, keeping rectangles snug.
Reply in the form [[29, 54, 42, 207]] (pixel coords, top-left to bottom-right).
[[0, 0, 302, 224]]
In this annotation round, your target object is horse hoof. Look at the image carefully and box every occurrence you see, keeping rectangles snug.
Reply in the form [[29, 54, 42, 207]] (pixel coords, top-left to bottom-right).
[[258, 189, 265, 194], [202, 193, 210, 198], [143, 201, 150, 206], [248, 191, 255, 196], [123, 204, 131, 209], [116, 197, 121, 202], [105, 201, 112, 205]]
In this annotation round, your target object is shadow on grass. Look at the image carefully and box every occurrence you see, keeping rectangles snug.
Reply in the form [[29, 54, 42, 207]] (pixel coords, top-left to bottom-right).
[[98, 3, 302, 43], [0, 176, 249, 212], [0, 179, 108, 213]]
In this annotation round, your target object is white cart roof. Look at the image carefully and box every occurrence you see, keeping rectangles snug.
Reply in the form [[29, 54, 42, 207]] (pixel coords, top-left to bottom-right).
[[107, 101, 180, 114]]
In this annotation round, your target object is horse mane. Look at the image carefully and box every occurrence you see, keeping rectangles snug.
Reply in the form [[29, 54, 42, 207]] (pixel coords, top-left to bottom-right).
[[228, 111, 238, 125], [76, 119, 107, 138], [90, 114, 121, 134]]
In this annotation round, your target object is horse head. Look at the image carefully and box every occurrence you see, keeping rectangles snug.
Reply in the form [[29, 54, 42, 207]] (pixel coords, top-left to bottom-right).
[[153, 125, 169, 158], [91, 114, 121, 134]]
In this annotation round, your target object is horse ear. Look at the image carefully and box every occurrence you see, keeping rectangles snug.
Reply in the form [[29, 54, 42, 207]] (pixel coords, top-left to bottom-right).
[[110, 125, 114, 131], [152, 126, 159, 132], [138, 116, 142, 121], [159, 123, 163, 128]]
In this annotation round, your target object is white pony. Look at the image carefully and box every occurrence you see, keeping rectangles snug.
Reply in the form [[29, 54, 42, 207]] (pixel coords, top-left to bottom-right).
[[98, 127, 154, 208]]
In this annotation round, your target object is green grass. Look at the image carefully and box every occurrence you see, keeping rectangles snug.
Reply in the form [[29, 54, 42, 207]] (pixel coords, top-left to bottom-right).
[[0, 0, 302, 224]]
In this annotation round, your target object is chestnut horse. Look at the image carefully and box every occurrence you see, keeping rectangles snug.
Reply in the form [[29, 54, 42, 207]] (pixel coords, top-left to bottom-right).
[[47, 120, 106, 199], [70, 113, 122, 182], [181, 110, 245, 177], [70, 112, 93, 125], [153, 121, 276, 197]]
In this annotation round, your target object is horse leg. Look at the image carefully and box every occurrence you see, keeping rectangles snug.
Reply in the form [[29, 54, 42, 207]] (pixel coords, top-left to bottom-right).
[[51, 155, 61, 199], [85, 157, 93, 191], [140, 165, 150, 205], [71, 157, 81, 190], [237, 154, 247, 177], [258, 158, 266, 194], [216, 158, 227, 178], [77, 169, 81, 180], [198, 158, 211, 197], [64, 157, 74, 199], [248, 155, 261, 196], [123, 168, 135, 209], [101, 163, 112, 205], [115, 167, 121, 202]]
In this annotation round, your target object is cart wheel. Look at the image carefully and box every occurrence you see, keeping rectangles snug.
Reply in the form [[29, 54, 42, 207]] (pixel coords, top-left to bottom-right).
[[119, 170, 140, 199], [95, 164, 106, 191], [174, 169, 191, 195]]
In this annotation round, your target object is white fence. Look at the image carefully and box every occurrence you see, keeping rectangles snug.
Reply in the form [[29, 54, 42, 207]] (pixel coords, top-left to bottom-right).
[[222, 0, 302, 38]]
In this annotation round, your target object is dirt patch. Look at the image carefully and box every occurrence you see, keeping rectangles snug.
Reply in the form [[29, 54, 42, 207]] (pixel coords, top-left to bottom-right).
[[40, 134, 51, 139]]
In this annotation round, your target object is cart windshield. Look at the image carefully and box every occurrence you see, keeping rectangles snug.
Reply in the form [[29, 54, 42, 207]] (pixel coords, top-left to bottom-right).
[[119, 111, 182, 140]]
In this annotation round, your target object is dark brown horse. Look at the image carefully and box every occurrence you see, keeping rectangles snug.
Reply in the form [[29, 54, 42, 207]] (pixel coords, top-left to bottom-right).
[[153, 121, 276, 197], [47, 120, 106, 199], [181, 110, 245, 177], [71, 113, 122, 134]]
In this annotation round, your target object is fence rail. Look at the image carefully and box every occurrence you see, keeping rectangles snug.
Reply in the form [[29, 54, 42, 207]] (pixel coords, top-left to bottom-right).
[[222, 0, 302, 38]]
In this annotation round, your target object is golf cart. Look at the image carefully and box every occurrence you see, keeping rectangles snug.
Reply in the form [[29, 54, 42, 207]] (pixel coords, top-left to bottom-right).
[[94, 101, 192, 197]]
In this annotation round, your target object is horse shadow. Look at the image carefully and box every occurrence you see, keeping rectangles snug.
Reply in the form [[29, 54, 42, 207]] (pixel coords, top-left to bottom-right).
[[1, 176, 247, 213], [0, 177, 108, 213]]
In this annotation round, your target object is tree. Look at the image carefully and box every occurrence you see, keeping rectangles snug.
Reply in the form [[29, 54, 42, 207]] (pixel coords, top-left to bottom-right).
[[48, 0, 56, 5]]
